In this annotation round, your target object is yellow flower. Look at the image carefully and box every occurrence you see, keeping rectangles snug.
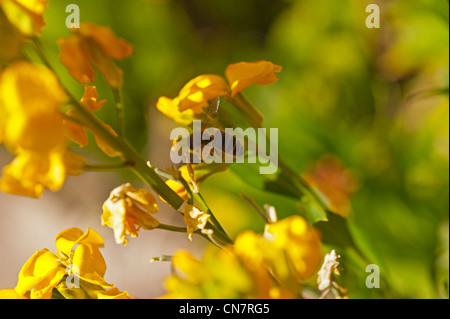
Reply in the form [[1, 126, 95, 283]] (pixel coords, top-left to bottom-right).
[[225, 60, 283, 97], [0, 149, 84, 198], [156, 96, 196, 126], [0, 0, 48, 36], [165, 247, 260, 299], [58, 22, 134, 88], [165, 215, 321, 299], [179, 201, 210, 241], [265, 215, 322, 280], [3, 228, 118, 299], [15, 249, 67, 299], [156, 60, 281, 122], [176, 74, 230, 113], [0, 61, 67, 152], [102, 183, 160, 245], [0, 61, 86, 198]]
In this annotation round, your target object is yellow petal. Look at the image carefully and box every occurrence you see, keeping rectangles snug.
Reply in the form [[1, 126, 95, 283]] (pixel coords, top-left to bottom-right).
[[156, 96, 195, 125], [165, 179, 187, 201], [265, 216, 322, 280], [126, 187, 159, 213], [80, 85, 107, 111], [97, 287, 132, 299], [102, 200, 129, 245], [177, 74, 229, 113], [72, 244, 113, 288], [63, 150, 86, 176], [55, 227, 104, 257], [57, 34, 96, 84], [78, 22, 134, 60], [102, 184, 160, 245], [225, 60, 282, 97], [0, 61, 67, 153], [0, 289, 26, 299], [92, 124, 121, 158], [15, 249, 65, 298], [0, 150, 67, 198], [180, 202, 210, 241], [63, 115, 89, 147], [0, 0, 48, 36]]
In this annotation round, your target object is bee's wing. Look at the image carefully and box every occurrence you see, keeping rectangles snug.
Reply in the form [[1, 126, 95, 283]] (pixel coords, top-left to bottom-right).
[[202, 97, 220, 130]]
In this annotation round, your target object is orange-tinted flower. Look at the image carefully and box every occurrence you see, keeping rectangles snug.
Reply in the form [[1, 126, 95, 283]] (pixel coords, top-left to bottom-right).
[[225, 60, 282, 97], [63, 85, 107, 147], [303, 155, 359, 217], [58, 22, 133, 88], [156, 60, 281, 123], [176, 74, 230, 113]]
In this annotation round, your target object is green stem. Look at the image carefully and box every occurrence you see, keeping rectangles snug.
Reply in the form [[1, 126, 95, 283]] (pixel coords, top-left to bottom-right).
[[193, 192, 233, 244], [226, 93, 264, 128], [112, 88, 126, 138], [157, 224, 223, 248], [156, 224, 188, 233], [239, 193, 269, 223]]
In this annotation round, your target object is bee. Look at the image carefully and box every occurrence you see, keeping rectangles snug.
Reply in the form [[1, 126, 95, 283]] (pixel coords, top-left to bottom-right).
[[185, 98, 244, 164]]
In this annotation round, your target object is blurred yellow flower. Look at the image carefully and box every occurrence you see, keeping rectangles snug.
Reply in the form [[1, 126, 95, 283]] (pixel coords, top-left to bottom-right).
[[0, 0, 48, 36], [9, 228, 114, 299], [156, 60, 281, 122], [225, 60, 282, 97], [179, 202, 210, 241], [0, 61, 66, 152], [164, 215, 321, 299], [58, 22, 134, 88], [102, 183, 160, 245], [165, 247, 260, 299], [0, 149, 84, 198], [265, 215, 322, 280], [0, 61, 86, 198]]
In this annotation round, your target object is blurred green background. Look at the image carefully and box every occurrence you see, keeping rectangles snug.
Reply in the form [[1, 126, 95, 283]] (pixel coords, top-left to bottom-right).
[[32, 0, 450, 298]]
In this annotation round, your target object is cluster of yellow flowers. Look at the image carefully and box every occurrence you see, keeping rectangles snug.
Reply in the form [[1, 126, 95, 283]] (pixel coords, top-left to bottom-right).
[[164, 215, 322, 299], [0, 0, 332, 299]]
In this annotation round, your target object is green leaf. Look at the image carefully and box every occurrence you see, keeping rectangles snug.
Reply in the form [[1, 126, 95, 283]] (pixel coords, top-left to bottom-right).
[[314, 212, 356, 249]]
